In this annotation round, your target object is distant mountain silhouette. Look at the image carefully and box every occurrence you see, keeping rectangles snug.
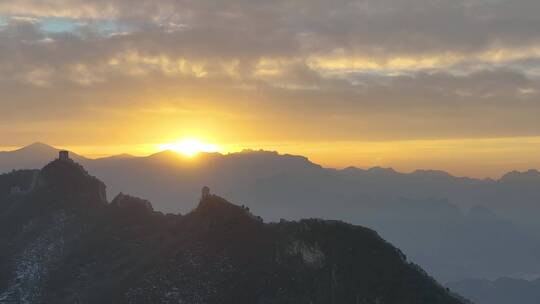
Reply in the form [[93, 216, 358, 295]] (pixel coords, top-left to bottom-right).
[[2, 143, 540, 282], [0, 143, 87, 173], [0, 157, 468, 304], [363, 199, 540, 283], [447, 277, 540, 304]]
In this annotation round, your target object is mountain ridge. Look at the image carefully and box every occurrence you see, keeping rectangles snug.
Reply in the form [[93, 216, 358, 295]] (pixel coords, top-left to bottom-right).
[[3, 143, 540, 283], [0, 156, 468, 304], [3, 143, 539, 181], [448, 277, 540, 304]]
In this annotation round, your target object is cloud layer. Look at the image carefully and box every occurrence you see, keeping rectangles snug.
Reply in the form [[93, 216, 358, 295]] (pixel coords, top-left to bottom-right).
[[1, 0, 539, 148]]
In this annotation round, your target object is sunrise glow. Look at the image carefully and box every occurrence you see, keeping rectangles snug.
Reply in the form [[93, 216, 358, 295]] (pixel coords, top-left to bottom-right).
[[2, 0, 540, 178], [158, 139, 221, 157]]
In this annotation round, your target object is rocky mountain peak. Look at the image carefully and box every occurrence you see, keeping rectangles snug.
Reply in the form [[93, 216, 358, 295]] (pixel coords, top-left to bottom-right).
[[111, 192, 154, 213], [35, 154, 107, 204], [194, 187, 261, 225]]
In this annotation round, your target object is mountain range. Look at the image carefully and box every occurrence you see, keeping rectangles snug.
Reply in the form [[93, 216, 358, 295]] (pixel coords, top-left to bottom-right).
[[448, 277, 540, 304], [0, 156, 468, 304], [2, 143, 540, 284]]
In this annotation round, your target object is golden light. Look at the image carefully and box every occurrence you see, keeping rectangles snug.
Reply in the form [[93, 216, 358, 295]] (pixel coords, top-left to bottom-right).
[[158, 138, 221, 157]]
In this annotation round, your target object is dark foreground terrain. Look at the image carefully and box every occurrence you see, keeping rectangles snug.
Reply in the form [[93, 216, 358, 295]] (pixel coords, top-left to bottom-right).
[[0, 158, 468, 303]]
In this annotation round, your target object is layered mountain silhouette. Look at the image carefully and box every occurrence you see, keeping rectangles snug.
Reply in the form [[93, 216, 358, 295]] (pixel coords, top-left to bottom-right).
[[3, 143, 540, 222], [447, 277, 540, 304], [0, 155, 468, 304], [2, 143, 540, 283], [0, 143, 87, 173]]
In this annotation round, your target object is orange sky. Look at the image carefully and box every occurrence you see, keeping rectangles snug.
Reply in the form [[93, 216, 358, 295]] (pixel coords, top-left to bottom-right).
[[1, 1, 540, 179], [4, 136, 540, 179]]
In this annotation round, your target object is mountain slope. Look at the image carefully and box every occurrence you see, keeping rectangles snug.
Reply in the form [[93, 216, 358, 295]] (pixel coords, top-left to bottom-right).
[[0, 158, 468, 304]]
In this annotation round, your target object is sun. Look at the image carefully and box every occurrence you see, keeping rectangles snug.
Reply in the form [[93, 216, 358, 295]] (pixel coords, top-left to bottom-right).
[[158, 138, 221, 157]]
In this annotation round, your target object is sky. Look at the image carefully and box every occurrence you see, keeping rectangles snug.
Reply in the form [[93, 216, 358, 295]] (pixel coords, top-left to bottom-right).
[[1, 0, 540, 178]]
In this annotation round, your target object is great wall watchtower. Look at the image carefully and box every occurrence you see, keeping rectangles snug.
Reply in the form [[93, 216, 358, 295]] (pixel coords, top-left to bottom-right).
[[201, 186, 211, 200], [59, 150, 70, 161]]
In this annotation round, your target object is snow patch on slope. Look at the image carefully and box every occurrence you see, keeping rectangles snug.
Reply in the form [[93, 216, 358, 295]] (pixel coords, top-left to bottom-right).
[[0, 211, 71, 303]]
